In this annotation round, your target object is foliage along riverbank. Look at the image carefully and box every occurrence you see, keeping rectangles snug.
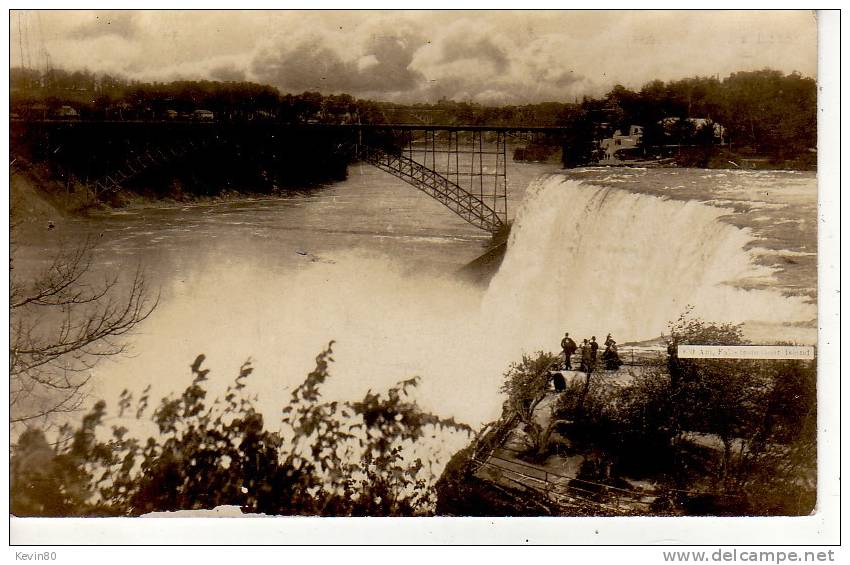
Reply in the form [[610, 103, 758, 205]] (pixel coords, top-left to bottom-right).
[[10, 160, 326, 223], [11, 344, 473, 517], [10, 121, 353, 221], [438, 313, 816, 517]]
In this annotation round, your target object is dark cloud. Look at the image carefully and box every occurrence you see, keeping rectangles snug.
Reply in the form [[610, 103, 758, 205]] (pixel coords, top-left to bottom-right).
[[210, 64, 247, 82], [441, 35, 509, 72], [362, 34, 424, 91], [250, 33, 424, 95], [69, 11, 139, 40], [251, 39, 350, 92]]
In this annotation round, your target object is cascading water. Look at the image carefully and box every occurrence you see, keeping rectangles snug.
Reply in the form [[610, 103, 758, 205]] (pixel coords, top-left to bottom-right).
[[86, 172, 816, 430], [482, 175, 815, 350]]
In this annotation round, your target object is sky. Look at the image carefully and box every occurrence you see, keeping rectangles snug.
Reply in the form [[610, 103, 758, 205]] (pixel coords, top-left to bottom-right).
[[10, 10, 818, 104]]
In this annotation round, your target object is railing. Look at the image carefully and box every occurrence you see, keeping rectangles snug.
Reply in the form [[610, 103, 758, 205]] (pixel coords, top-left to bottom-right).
[[472, 450, 656, 515], [561, 347, 666, 369]]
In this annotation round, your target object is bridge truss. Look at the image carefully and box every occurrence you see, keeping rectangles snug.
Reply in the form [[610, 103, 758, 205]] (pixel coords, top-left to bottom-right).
[[357, 126, 509, 233]]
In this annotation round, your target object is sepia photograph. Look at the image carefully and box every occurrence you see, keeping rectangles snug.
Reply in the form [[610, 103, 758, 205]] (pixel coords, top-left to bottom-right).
[[6, 6, 840, 549]]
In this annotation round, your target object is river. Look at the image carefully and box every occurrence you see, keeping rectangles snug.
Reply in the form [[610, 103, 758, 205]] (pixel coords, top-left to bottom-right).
[[12, 161, 817, 429]]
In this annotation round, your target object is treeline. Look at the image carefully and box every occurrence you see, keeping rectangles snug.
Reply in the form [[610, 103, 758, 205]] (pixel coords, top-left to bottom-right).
[[11, 67, 816, 162], [9, 67, 576, 128], [600, 70, 817, 159], [435, 70, 817, 162], [532, 70, 816, 166], [11, 68, 358, 123]]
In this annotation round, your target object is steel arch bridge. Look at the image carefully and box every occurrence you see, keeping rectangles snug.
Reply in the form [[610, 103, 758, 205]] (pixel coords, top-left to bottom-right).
[[340, 123, 569, 233]]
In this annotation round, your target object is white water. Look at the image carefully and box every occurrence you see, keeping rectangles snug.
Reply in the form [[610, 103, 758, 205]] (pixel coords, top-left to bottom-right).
[[84, 173, 815, 431], [482, 176, 815, 352]]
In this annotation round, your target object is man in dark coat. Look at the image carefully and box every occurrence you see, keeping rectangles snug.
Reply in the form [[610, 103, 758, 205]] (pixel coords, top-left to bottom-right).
[[590, 336, 599, 366], [561, 332, 577, 370], [667, 339, 681, 389]]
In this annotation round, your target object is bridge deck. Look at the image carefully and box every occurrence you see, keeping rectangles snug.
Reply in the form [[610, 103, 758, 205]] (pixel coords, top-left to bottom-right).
[[12, 118, 571, 133]]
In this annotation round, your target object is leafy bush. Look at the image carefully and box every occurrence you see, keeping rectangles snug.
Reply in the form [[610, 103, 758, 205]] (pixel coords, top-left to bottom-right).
[[556, 311, 817, 514], [499, 351, 559, 459], [10, 343, 472, 517]]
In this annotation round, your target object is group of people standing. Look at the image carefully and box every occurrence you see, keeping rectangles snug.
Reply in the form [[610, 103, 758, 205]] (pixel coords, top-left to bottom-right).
[[560, 332, 623, 374]]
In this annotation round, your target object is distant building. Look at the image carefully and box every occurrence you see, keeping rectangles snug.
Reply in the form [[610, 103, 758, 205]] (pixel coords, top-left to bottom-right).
[[192, 109, 215, 121], [598, 118, 726, 164], [54, 105, 80, 120], [599, 125, 644, 162]]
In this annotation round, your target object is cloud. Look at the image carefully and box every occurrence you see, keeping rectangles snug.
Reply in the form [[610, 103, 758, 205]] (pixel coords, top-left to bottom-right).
[[405, 19, 589, 104], [250, 31, 425, 95], [440, 35, 508, 72], [363, 34, 424, 91], [16, 10, 818, 104], [69, 10, 139, 40], [251, 38, 356, 92]]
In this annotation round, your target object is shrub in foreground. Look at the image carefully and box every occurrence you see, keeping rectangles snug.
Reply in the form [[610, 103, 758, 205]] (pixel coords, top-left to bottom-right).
[[11, 343, 472, 517]]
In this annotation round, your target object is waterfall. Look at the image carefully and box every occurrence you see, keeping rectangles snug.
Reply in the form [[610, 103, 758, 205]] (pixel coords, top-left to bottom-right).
[[482, 175, 814, 347], [84, 173, 816, 429]]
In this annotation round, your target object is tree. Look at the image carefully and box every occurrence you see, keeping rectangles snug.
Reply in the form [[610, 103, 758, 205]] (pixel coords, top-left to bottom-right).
[[736, 358, 816, 515], [10, 237, 157, 429], [667, 312, 751, 478], [718, 69, 816, 156], [293, 91, 324, 122], [604, 84, 641, 133], [555, 105, 597, 167]]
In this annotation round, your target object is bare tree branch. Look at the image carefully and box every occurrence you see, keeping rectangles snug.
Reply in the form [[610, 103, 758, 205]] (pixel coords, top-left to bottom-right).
[[10, 237, 159, 428]]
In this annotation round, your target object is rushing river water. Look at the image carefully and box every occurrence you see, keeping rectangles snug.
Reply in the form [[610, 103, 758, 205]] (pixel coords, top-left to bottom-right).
[[13, 161, 817, 429]]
